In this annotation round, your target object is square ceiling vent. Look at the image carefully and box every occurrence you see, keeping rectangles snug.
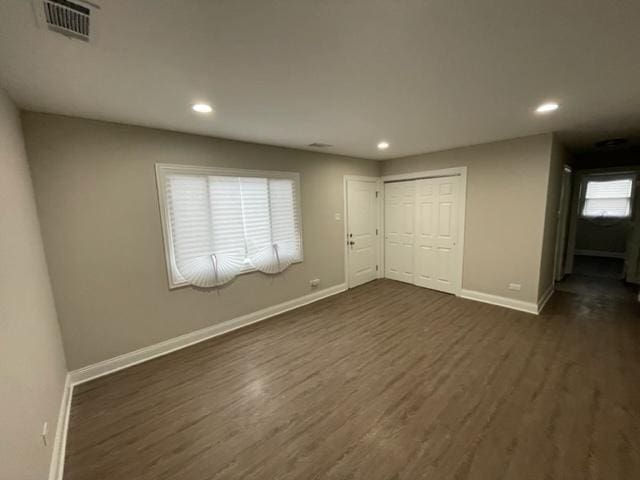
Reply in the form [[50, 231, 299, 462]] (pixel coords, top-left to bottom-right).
[[34, 0, 99, 42]]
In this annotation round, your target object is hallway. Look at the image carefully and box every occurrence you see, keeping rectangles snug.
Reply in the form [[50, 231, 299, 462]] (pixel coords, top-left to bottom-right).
[[557, 255, 637, 301]]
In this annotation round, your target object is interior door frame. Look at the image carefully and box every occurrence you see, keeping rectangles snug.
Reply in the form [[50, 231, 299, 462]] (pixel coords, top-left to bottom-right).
[[381, 166, 468, 296], [565, 167, 640, 275], [553, 165, 573, 281], [343, 175, 384, 288]]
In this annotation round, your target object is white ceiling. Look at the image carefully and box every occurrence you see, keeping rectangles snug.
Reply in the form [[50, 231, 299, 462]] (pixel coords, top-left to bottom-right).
[[1, 0, 639, 159]]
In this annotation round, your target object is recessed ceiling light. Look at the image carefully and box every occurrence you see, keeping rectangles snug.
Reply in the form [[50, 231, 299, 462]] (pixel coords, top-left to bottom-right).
[[377, 141, 390, 150], [192, 103, 213, 113], [535, 102, 559, 114]]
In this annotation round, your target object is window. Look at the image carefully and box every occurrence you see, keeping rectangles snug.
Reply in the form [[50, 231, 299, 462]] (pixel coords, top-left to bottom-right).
[[156, 164, 303, 288], [582, 177, 634, 219]]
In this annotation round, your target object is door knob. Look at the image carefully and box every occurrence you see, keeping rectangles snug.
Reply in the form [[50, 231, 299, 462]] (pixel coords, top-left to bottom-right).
[[349, 241, 355, 246]]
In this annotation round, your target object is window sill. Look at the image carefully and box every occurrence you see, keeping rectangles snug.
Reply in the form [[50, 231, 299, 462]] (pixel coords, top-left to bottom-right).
[[580, 215, 631, 221]]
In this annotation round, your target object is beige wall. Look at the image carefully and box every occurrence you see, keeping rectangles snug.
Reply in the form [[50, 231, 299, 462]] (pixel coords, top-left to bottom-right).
[[23, 113, 380, 369], [537, 137, 568, 299], [0, 91, 67, 478], [382, 134, 554, 304], [575, 219, 630, 253], [22, 110, 560, 373]]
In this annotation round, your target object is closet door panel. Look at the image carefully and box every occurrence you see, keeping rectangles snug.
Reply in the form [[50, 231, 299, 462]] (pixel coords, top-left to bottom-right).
[[433, 177, 459, 293], [414, 179, 437, 288], [384, 181, 415, 284]]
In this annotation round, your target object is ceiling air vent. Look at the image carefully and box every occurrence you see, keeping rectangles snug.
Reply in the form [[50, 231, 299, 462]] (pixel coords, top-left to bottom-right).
[[308, 142, 333, 148], [38, 0, 97, 42], [595, 138, 628, 149]]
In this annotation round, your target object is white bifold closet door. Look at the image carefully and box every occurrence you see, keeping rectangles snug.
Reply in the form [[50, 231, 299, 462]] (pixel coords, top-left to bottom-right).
[[384, 176, 461, 294], [384, 181, 415, 284]]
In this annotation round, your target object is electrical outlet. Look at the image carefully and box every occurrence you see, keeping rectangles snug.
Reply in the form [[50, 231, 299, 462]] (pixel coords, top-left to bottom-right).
[[42, 421, 48, 447], [508, 283, 522, 291], [309, 278, 320, 288]]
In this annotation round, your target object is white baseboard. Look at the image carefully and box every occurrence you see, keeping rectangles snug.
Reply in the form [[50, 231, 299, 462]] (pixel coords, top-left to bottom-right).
[[50, 283, 346, 479], [48, 373, 73, 480], [574, 249, 625, 259], [460, 289, 539, 314], [537, 284, 555, 314], [69, 283, 347, 385]]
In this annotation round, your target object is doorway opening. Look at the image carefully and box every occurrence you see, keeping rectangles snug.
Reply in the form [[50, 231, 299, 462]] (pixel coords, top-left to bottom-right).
[[559, 166, 640, 301]]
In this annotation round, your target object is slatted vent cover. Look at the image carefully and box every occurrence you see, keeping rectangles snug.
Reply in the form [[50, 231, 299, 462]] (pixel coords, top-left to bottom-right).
[[43, 0, 91, 41]]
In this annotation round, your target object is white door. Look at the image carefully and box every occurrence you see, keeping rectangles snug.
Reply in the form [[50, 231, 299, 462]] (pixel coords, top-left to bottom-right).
[[414, 179, 437, 289], [384, 181, 415, 284], [414, 176, 460, 294], [346, 179, 379, 287], [385, 176, 462, 294]]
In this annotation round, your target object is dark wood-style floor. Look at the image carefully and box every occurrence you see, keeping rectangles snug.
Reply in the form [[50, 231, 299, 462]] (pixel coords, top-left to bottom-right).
[[65, 279, 640, 480], [572, 254, 625, 279]]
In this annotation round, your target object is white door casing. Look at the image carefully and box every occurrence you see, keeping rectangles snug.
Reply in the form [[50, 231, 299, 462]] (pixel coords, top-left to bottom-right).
[[553, 166, 572, 281], [384, 181, 416, 284], [346, 179, 380, 288]]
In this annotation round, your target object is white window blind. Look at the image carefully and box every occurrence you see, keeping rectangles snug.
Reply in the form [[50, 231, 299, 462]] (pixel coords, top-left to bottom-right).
[[157, 165, 302, 288], [582, 177, 633, 218]]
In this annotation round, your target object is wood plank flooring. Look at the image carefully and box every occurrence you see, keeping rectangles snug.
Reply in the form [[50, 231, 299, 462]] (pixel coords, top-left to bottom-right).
[[64, 279, 640, 480]]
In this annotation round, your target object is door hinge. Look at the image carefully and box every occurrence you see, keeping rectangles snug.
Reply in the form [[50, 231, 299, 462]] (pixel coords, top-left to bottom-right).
[[376, 228, 378, 235], [376, 265, 379, 271], [375, 191, 379, 198]]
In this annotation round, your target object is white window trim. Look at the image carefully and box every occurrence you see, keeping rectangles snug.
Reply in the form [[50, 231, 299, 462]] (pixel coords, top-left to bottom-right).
[[580, 174, 635, 220], [155, 163, 303, 289]]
